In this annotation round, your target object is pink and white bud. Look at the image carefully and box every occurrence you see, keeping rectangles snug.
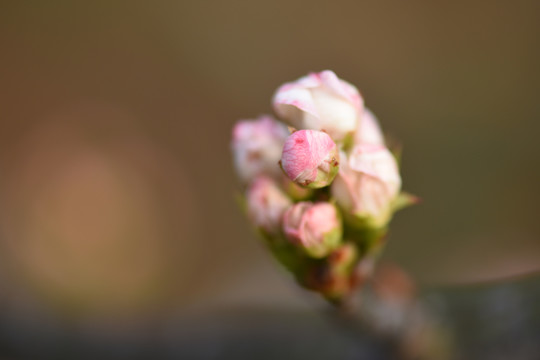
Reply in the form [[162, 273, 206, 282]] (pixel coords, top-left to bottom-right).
[[231, 115, 289, 183], [283, 202, 342, 258], [354, 108, 385, 146], [246, 176, 292, 234], [280, 130, 339, 189], [331, 145, 401, 227], [273, 70, 363, 142]]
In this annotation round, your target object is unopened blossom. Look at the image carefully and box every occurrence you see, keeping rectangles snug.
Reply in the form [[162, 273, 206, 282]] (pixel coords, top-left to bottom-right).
[[282, 202, 342, 258], [232, 69, 416, 306], [273, 70, 363, 142], [231, 115, 289, 183], [246, 176, 292, 234], [331, 145, 401, 227], [280, 130, 339, 189], [354, 108, 385, 146]]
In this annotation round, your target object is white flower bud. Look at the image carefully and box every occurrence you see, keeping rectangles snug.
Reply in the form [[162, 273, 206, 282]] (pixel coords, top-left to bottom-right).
[[273, 70, 363, 142], [231, 115, 289, 183], [332, 145, 401, 227]]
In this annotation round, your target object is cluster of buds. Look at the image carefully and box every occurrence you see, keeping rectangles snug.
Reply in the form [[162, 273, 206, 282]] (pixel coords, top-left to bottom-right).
[[232, 70, 417, 305]]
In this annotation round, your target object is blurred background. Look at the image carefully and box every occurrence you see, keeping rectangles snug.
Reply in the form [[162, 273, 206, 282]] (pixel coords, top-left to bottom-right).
[[0, 1, 540, 359]]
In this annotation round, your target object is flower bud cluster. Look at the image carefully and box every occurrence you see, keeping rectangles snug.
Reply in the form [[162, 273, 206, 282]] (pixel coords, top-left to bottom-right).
[[231, 70, 416, 304]]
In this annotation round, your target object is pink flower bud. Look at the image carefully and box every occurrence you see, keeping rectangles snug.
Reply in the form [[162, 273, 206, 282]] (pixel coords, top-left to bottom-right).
[[280, 130, 339, 189], [331, 145, 401, 227], [354, 108, 385, 146], [282, 202, 342, 258], [273, 70, 363, 142], [246, 176, 292, 234], [231, 115, 289, 183]]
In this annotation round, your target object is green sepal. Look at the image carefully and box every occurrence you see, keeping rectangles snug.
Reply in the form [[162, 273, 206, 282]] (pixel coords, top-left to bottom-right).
[[259, 230, 309, 276], [343, 222, 388, 256], [341, 206, 392, 232], [282, 179, 313, 201], [316, 242, 359, 304], [318, 167, 339, 189], [329, 242, 358, 275], [340, 132, 354, 153], [391, 191, 420, 213], [302, 226, 343, 259], [303, 156, 340, 189]]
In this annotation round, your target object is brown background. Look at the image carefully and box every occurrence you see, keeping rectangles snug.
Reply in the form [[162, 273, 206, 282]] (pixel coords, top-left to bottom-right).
[[0, 1, 539, 323]]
